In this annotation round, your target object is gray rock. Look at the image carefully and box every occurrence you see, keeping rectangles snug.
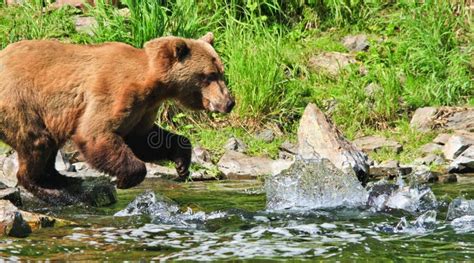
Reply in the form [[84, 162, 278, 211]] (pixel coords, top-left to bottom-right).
[[308, 52, 356, 76], [224, 137, 247, 153], [217, 151, 293, 180], [192, 146, 212, 166], [353, 135, 402, 154], [445, 108, 474, 131], [74, 16, 98, 36], [433, 133, 452, 145], [0, 152, 18, 187], [420, 143, 443, 154], [443, 134, 472, 160], [380, 160, 399, 168], [297, 103, 369, 183], [446, 198, 474, 221], [342, 34, 369, 52], [414, 154, 445, 166], [265, 158, 368, 211], [448, 145, 474, 173], [0, 188, 21, 207], [255, 129, 275, 143], [410, 107, 437, 131], [55, 150, 73, 172], [146, 163, 178, 180], [278, 151, 295, 160]]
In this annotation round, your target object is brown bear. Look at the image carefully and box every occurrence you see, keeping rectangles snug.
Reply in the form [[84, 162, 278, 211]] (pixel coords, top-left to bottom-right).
[[0, 32, 234, 204]]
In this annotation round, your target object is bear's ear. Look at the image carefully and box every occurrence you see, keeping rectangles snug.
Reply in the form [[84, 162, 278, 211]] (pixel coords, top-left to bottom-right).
[[144, 37, 189, 63], [200, 32, 214, 46]]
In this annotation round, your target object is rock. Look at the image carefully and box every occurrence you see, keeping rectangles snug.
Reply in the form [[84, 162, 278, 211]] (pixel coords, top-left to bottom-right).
[[420, 143, 443, 154], [114, 191, 179, 217], [446, 198, 474, 221], [74, 177, 117, 206], [439, 174, 457, 183], [443, 134, 472, 160], [364, 83, 381, 97], [410, 107, 437, 131], [278, 151, 295, 160], [308, 52, 356, 76], [444, 108, 474, 131], [265, 158, 368, 211], [369, 165, 412, 179], [279, 140, 297, 154], [414, 154, 445, 166], [224, 137, 247, 153], [0, 200, 74, 237], [0, 152, 18, 187], [255, 129, 275, 143], [342, 34, 369, 52], [449, 145, 474, 173], [380, 160, 399, 168], [55, 150, 73, 172], [146, 163, 178, 180], [4, 0, 25, 5], [74, 16, 98, 36], [0, 188, 21, 206], [297, 103, 369, 182], [72, 162, 92, 172], [217, 151, 292, 180], [353, 135, 402, 154], [192, 146, 212, 166], [433, 133, 452, 145]]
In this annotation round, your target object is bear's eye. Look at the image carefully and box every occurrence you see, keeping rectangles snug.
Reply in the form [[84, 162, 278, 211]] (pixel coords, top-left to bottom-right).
[[203, 73, 218, 83]]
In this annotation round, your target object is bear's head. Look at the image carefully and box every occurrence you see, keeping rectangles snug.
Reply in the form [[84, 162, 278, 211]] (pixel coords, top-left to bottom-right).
[[145, 33, 235, 113]]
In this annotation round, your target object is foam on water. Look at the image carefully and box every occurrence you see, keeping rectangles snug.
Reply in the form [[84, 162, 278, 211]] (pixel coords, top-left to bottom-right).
[[265, 158, 368, 211]]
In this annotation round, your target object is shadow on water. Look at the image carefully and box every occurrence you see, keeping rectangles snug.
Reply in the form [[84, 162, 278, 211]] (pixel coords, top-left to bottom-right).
[[1, 176, 474, 261]]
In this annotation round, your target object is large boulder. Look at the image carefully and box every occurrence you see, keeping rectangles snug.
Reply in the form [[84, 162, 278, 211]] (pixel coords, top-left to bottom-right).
[[443, 133, 473, 160], [410, 107, 437, 131], [448, 145, 474, 173], [217, 151, 293, 180], [297, 103, 369, 182]]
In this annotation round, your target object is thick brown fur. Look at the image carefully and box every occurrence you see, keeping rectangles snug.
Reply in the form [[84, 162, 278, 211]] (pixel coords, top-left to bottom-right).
[[0, 33, 234, 204]]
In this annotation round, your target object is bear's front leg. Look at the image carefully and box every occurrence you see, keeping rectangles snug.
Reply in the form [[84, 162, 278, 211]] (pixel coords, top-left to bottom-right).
[[74, 133, 147, 189], [126, 124, 192, 181]]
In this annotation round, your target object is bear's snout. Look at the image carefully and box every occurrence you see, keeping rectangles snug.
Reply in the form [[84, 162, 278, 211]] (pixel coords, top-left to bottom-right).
[[224, 99, 235, 113]]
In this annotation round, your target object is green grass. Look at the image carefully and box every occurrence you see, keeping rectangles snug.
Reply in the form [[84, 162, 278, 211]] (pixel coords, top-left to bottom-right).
[[0, 0, 472, 163]]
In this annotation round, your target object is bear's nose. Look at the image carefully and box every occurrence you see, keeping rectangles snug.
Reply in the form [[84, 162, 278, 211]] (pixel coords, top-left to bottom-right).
[[225, 99, 235, 113]]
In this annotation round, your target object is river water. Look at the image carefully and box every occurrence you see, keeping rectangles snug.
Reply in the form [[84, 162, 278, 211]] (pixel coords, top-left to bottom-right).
[[1, 176, 474, 261]]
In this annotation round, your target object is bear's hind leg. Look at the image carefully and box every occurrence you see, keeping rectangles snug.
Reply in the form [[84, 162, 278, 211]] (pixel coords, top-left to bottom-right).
[[16, 147, 80, 204], [43, 147, 83, 188]]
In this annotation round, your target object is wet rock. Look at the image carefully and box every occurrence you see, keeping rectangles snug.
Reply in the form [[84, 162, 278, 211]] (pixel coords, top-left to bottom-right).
[[420, 143, 443, 154], [443, 134, 472, 160], [75, 177, 117, 206], [0, 200, 74, 237], [439, 174, 457, 183], [55, 150, 73, 172], [342, 34, 369, 52], [433, 133, 452, 145], [74, 16, 98, 36], [414, 154, 445, 166], [308, 52, 356, 76], [353, 135, 402, 154], [446, 198, 474, 221], [451, 215, 474, 233], [0, 188, 21, 206], [224, 137, 247, 153], [410, 107, 437, 131], [297, 103, 369, 182], [255, 129, 275, 143], [448, 145, 474, 173], [217, 151, 292, 180], [265, 158, 368, 211]]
